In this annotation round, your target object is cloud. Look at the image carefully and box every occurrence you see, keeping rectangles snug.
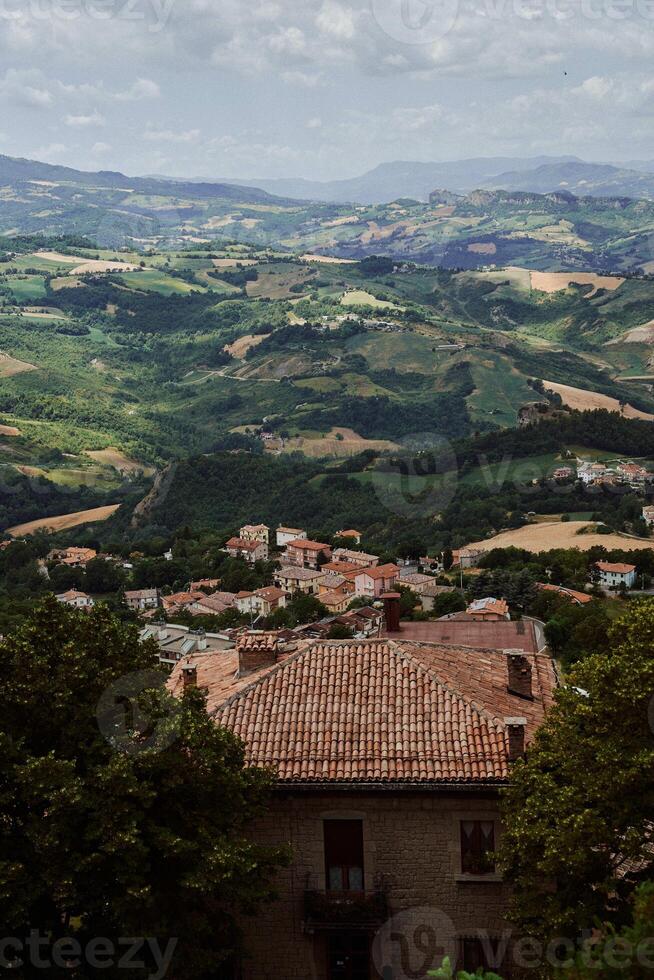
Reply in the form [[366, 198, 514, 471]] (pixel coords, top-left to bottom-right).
[[143, 126, 200, 143], [113, 78, 161, 102], [91, 141, 112, 155], [64, 110, 106, 127], [0, 69, 52, 108]]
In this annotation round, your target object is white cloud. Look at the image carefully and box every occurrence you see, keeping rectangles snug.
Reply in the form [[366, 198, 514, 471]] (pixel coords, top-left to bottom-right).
[[91, 141, 112, 155], [113, 78, 161, 102], [64, 110, 106, 127], [0, 69, 52, 108], [144, 126, 200, 143]]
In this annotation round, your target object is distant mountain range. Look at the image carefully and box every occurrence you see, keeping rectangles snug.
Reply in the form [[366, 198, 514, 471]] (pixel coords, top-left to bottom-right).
[[212, 156, 654, 205], [0, 153, 284, 205]]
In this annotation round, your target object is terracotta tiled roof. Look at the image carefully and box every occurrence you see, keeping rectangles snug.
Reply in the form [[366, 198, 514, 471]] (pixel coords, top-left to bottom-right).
[[170, 639, 557, 785], [226, 537, 263, 552], [287, 539, 330, 552], [236, 631, 280, 655], [256, 586, 285, 603], [383, 618, 540, 654], [277, 566, 323, 581], [355, 563, 399, 581], [596, 561, 636, 574], [537, 583, 592, 605]]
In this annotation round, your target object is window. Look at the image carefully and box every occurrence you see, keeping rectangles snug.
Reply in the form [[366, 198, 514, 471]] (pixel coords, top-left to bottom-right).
[[324, 819, 364, 893], [460, 820, 495, 875]]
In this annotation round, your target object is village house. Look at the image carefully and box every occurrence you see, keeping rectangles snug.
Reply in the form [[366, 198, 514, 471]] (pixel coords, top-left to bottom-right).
[[276, 526, 307, 548], [595, 561, 637, 590], [643, 506, 654, 527], [537, 583, 592, 605], [419, 555, 444, 574], [318, 590, 352, 615], [276, 566, 324, 595], [240, 524, 270, 545], [285, 538, 332, 570], [56, 589, 94, 609], [415, 581, 457, 612], [577, 462, 609, 485], [162, 591, 205, 615], [49, 546, 97, 569], [298, 606, 384, 640], [124, 588, 160, 612], [451, 548, 483, 570], [617, 462, 650, 486], [335, 529, 363, 545], [140, 623, 233, 668], [235, 586, 287, 618], [467, 598, 510, 622], [552, 466, 574, 480], [332, 547, 379, 568], [169, 634, 557, 980], [353, 563, 399, 599], [226, 537, 269, 563], [190, 592, 237, 616]]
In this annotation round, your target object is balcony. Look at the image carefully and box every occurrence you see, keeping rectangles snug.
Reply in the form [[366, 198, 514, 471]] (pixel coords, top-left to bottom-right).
[[304, 889, 388, 932]]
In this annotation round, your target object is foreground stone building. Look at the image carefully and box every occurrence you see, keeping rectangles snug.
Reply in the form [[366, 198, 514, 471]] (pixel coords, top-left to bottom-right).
[[170, 632, 557, 980]]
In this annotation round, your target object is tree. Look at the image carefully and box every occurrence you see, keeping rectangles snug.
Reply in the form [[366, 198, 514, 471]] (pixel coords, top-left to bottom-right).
[[0, 598, 286, 978], [561, 882, 654, 978], [500, 600, 654, 945]]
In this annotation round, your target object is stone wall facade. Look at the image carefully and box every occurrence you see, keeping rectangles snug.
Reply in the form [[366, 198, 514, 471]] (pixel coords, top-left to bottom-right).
[[237, 787, 514, 980]]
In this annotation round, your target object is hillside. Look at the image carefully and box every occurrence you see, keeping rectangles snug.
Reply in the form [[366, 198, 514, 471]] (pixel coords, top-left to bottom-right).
[[1, 238, 654, 525], [4, 156, 654, 273]]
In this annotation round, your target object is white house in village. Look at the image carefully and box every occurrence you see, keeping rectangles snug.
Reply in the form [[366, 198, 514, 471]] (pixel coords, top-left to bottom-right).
[[595, 561, 637, 590], [56, 590, 95, 609], [240, 524, 270, 545], [643, 506, 654, 527], [276, 526, 307, 548]]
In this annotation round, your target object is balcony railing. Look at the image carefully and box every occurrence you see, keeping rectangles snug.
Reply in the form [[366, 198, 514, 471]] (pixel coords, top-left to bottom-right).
[[304, 889, 388, 932]]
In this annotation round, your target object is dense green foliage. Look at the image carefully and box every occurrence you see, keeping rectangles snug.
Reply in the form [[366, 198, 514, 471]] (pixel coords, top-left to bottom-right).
[[0, 599, 285, 977], [500, 601, 654, 944]]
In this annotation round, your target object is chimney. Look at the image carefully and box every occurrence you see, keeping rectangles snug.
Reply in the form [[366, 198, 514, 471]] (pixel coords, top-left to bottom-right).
[[505, 718, 527, 762], [382, 592, 402, 633], [506, 650, 533, 700], [182, 664, 197, 690], [237, 631, 279, 675]]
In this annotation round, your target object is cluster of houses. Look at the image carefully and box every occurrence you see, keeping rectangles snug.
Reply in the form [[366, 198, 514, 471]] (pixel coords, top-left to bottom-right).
[[576, 459, 653, 488]]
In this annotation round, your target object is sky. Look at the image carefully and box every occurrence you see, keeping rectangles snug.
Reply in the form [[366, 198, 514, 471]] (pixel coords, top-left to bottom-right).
[[1, 0, 654, 181]]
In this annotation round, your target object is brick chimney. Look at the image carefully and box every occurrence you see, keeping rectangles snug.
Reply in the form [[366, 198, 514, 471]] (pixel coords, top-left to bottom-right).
[[237, 631, 280, 675], [182, 664, 197, 690], [505, 717, 527, 762], [382, 592, 402, 633], [506, 650, 533, 700]]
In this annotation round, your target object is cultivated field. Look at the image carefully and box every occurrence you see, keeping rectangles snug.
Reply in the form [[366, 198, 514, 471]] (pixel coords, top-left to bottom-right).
[[224, 334, 266, 359], [86, 448, 154, 476], [0, 353, 37, 377], [7, 503, 121, 537], [282, 427, 400, 458], [300, 253, 356, 264], [530, 271, 624, 296], [543, 380, 654, 419], [340, 290, 401, 310], [466, 521, 654, 555]]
